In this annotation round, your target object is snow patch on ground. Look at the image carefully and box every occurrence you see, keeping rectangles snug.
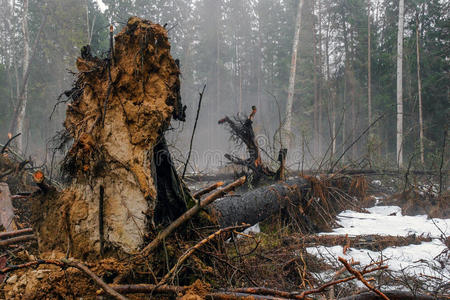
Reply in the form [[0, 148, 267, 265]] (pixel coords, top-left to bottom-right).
[[308, 205, 449, 284], [243, 223, 260, 235], [322, 206, 449, 238]]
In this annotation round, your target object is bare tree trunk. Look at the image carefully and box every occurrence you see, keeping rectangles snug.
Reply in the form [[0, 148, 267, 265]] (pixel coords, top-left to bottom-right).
[[85, 0, 90, 42], [313, 0, 319, 155], [416, 14, 424, 165], [342, 11, 349, 162], [368, 2, 372, 135], [325, 18, 335, 159], [85, 0, 95, 45], [396, 0, 405, 167], [9, 1, 46, 154], [318, 0, 323, 156], [15, 0, 30, 153], [283, 0, 305, 148]]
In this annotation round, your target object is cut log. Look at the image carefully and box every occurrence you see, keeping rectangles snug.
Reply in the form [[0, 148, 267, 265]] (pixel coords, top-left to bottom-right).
[[0, 182, 17, 231], [33, 170, 53, 193]]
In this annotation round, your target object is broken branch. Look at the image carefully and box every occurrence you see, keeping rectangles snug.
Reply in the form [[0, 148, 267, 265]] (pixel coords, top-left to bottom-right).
[[338, 257, 389, 300], [160, 223, 249, 284], [1, 133, 21, 154], [182, 84, 206, 178], [140, 176, 246, 256], [0, 234, 36, 247], [0, 228, 33, 239], [193, 181, 224, 199]]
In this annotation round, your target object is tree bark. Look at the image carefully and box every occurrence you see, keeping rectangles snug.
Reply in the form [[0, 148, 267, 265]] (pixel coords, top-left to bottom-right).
[[416, 14, 424, 165], [396, 0, 405, 167], [0, 183, 17, 231], [368, 2, 372, 136], [9, 5, 46, 154], [210, 176, 345, 234], [313, 0, 320, 156], [15, 0, 30, 153], [210, 177, 309, 227], [283, 0, 305, 148]]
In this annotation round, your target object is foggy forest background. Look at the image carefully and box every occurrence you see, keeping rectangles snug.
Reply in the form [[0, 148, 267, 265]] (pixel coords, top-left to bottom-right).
[[0, 0, 448, 174]]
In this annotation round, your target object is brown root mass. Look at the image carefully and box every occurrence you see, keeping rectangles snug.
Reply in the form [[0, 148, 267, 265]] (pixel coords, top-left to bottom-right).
[[32, 17, 186, 261]]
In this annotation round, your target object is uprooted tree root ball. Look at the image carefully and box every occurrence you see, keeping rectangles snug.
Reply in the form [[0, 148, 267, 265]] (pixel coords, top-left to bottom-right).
[[32, 17, 190, 261]]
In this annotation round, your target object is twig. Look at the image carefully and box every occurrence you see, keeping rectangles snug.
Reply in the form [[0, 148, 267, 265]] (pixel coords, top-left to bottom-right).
[[0, 228, 33, 239], [106, 264, 387, 299], [196, 248, 259, 286], [1, 133, 21, 154], [330, 113, 385, 172], [193, 181, 224, 199], [182, 84, 206, 178], [159, 224, 249, 284], [337, 291, 434, 300], [0, 234, 36, 247], [338, 257, 389, 300], [140, 176, 246, 256], [108, 283, 185, 295], [0, 259, 128, 300]]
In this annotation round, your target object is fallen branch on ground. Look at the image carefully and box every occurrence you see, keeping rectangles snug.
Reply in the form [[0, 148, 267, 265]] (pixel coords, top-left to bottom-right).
[[338, 257, 389, 300], [0, 259, 128, 300], [159, 223, 249, 284], [0, 234, 36, 247], [0, 228, 33, 239], [107, 264, 387, 299], [107, 284, 291, 299], [140, 176, 246, 256], [108, 283, 185, 295], [337, 290, 435, 300]]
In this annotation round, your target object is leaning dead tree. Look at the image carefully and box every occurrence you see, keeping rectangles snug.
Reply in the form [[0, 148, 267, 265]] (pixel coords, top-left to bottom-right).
[[219, 106, 286, 184], [32, 17, 190, 260]]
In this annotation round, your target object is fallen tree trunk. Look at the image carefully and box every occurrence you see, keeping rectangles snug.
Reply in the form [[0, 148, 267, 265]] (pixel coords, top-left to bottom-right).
[[210, 177, 309, 227], [210, 176, 352, 233]]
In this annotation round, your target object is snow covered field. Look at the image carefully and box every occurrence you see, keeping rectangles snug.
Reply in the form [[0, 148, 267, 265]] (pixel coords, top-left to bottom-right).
[[306, 205, 450, 287]]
